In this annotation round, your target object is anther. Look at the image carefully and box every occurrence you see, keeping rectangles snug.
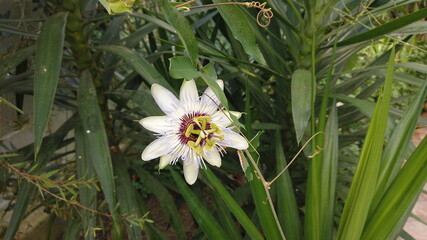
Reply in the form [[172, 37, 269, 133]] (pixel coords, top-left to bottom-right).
[[185, 124, 194, 137]]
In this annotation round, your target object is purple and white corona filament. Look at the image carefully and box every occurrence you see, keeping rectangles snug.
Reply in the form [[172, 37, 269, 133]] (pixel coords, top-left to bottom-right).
[[139, 79, 248, 184]]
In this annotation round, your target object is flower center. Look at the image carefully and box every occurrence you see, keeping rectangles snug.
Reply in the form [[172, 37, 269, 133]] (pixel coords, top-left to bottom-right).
[[178, 114, 224, 155]]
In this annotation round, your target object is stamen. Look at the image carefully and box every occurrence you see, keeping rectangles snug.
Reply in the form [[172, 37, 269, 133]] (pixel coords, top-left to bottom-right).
[[185, 124, 194, 137], [188, 141, 203, 155]]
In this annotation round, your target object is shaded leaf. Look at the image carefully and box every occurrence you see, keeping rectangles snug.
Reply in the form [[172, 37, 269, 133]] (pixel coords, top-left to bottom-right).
[[34, 12, 68, 157], [162, 0, 198, 66], [212, 0, 266, 64]]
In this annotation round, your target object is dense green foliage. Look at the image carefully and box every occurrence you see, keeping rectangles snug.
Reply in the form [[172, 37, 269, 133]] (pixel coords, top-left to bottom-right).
[[1, 0, 426, 239]]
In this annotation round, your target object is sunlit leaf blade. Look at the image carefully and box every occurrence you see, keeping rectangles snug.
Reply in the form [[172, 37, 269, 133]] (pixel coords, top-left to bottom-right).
[[274, 131, 302, 240], [170, 169, 228, 240], [135, 168, 186, 240], [291, 69, 312, 143], [75, 123, 97, 240], [33, 12, 67, 157], [337, 8, 427, 46], [373, 81, 427, 209], [162, 0, 198, 66], [78, 70, 117, 217], [212, 0, 266, 64], [203, 169, 263, 240], [319, 104, 338, 239], [362, 136, 427, 240], [98, 45, 173, 91], [337, 47, 395, 240]]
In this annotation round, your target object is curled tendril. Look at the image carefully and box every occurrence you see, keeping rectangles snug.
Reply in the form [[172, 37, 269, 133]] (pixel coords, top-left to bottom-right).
[[176, 1, 274, 28], [244, 2, 274, 27]]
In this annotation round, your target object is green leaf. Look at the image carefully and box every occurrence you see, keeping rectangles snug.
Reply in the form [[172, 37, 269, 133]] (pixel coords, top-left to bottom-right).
[[98, 0, 135, 14], [170, 169, 228, 239], [337, 8, 427, 46], [33, 12, 68, 157], [75, 123, 97, 240], [98, 45, 173, 91], [361, 136, 427, 239], [64, 220, 82, 240], [135, 168, 186, 240], [114, 160, 143, 239], [337, 47, 395, 240], [78, 70, 117, 217], [291, 69, 312, 143], [199, 72, 229, 109], [0, 45, 35, 77], [212, 190, 243, 240], [396, 62, 427, 74], [319, 104, 339, 239], [372, 81, 427, 209], [212, 0, 266, 64], [203, 169, 263, 240], [274, 131, 302, 240], [162, 0, 198, 66], [248, 161, 284, 240], [169, 56, 200, 80]]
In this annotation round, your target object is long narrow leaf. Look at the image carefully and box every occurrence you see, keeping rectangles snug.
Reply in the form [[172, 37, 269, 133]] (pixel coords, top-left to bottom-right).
[[114, 160, 143, 239], [247, 160, 284, 239], [373, 81, 427, 209], [337, 8, 427, 46], [98, 45, 173, 91], [212, 0, 266, 64], [319, 104, 339, 239], [75, 123, 97, 240], [275, 131, 301, 240], [77, 70, 117, 218], [292, 69, 312, 143], [162, 0, 198, 66], [135, 168, 186, 240], [203, 169, 264, 240], [361, 136, 427, 239], [33, 12, 67, 157], [170, 169, 228, 239], [337, 47, 395, 240]]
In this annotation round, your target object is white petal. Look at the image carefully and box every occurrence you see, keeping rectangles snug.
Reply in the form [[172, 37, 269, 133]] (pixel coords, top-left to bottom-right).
[[139, 116, 173, 134], [218, 130, 248, 150], [212, 111, 242, 127], [159, 153, 176, 169], [141, 135, 175, 160], [183, 159, 199, 185], [180, 79, 199, 103], [201, 80, 224, 110], [203, 149, 221, 167], [151, 84, 180, 115]]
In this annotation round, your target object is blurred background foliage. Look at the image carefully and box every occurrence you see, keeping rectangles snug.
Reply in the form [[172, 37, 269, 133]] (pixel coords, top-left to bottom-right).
[[0, 0, 426, 239]]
